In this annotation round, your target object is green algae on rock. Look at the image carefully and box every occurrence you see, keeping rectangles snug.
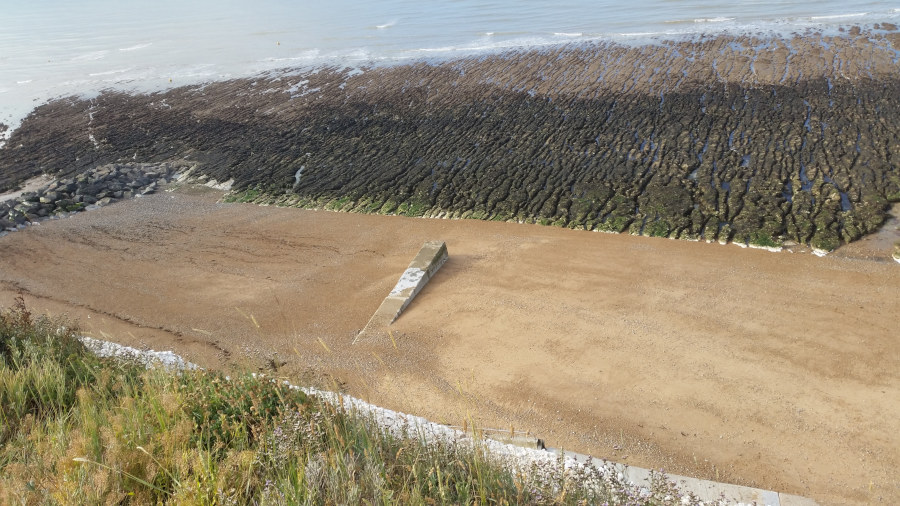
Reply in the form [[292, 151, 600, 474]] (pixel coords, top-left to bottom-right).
[[2, 31, 900, 250]]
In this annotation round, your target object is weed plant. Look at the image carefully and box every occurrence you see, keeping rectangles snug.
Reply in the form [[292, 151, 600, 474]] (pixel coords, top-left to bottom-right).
[[1, 298, 704, 504]]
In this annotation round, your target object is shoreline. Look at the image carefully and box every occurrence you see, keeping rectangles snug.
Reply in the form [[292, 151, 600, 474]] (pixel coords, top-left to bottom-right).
[[5, 172, 899, 263], [226, 189, 900, 261], [2, 21, 899, 138]]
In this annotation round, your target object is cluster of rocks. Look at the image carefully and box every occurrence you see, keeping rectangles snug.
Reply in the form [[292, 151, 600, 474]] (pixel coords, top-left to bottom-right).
[[2, 30, 899, 250], [0, 163, 180, 232]]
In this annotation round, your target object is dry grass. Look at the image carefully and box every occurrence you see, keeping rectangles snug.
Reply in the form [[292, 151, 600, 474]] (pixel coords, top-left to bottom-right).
[[0, 298, 706, 505]]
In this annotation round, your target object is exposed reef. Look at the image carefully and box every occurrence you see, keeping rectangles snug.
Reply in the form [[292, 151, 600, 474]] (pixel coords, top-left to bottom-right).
[[2, 31, 899, 250]]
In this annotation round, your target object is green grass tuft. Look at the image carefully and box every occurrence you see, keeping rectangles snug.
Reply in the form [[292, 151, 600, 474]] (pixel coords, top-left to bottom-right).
[[0, 299, 704, 505]]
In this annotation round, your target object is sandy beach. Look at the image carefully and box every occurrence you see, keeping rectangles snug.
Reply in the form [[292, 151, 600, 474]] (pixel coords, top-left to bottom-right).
[[0, 186, 897, 504]]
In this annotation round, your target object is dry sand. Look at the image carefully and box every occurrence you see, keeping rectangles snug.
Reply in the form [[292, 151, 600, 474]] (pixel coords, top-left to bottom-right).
[[1, 186, 897, 504]]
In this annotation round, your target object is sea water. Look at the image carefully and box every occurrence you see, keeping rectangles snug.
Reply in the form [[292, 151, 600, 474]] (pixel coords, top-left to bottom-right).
[[1, 0, 899, 136]]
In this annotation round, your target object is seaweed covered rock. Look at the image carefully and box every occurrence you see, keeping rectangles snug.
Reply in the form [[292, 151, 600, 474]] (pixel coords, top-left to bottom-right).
[[2, 32, 899, 248]]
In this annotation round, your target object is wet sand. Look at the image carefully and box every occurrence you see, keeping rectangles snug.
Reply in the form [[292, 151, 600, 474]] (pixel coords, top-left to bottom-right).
[[0, 187, 897, 504]]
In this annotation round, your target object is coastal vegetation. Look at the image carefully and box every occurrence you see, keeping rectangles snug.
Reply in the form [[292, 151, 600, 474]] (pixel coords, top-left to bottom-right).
[[0, 300, 698, 504]]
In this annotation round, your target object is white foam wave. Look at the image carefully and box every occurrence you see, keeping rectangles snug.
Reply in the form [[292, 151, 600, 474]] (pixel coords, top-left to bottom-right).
[[376, 20, 397, 29], [119, 42, 153, 52], [59, 79, 93, 87], [335, 48, 372, 60], [617, 31, 663, 38], [261, 49, 322, 63], [694, 17, 735, 23], [88, 68, 133, 77], [72, 50, 109, 61], [406, 33, 605, 56], [553, 32, 583, 37], [16, 80, 32, 85], [809, 12, 869, 20]]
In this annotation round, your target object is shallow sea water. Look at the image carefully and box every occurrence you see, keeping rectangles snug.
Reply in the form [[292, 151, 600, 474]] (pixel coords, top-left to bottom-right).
[[1, 0, 899, 132]]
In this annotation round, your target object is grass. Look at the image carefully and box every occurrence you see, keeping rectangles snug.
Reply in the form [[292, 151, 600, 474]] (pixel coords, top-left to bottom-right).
[[223, 187, 262, 204], [0, 299, 709, 505]]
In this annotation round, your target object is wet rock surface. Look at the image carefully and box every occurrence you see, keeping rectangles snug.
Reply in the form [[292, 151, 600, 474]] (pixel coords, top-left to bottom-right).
[[0, 162, 181, 233], [2, 31, 899, 250]]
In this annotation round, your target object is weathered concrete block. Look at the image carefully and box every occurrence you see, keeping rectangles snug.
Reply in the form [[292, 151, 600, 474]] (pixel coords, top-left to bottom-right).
[[354, 240, 448, 343]]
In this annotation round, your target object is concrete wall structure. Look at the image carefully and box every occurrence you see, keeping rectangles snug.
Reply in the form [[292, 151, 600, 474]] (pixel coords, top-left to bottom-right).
[[550, 448, 818, 505], [354, 240, 448, 343]]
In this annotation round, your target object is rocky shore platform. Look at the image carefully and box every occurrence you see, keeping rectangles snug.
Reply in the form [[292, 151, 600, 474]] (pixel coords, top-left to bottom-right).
[[2, 28, 900, 251]]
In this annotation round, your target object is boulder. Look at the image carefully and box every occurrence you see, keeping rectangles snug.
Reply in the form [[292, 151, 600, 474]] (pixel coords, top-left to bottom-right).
[[8, 211, 27, 224], [39, 191, 58, 203], [14, 202, 39, 214], [129, 178, 148, 188]]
